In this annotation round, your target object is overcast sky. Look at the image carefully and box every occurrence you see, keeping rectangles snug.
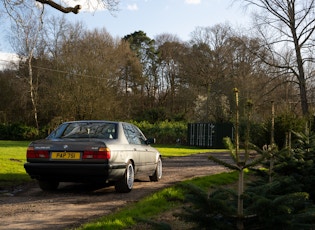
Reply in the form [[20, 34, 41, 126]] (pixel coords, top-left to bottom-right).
[[0, 0, 252, 67]]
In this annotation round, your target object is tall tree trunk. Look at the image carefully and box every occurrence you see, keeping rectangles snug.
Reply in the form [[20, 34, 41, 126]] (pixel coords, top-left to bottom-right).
[[289, 4, 309, 115], [237, 169, 244, 230], [298, 75, 308, 116], [28, 56, 39, 130], [234, 88, 244, 229]]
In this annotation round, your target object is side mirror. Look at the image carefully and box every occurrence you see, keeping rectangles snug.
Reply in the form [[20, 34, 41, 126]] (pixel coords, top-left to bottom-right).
[[146, 138, 156, 145]]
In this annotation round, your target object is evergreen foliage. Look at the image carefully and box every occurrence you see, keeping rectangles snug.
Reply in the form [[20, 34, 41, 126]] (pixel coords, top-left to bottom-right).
[[179, 184, 238, 230], [180, 130, 315, 229], [131, 120, 187, 144], [273, 114, 306, 148], [0, 121, 188, 144], [0, 123, 40, 140], [179, 88, 315, 229]]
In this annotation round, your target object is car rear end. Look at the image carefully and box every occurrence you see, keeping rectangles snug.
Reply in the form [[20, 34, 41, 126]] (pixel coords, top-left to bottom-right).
[[24, 139, 113, 183]]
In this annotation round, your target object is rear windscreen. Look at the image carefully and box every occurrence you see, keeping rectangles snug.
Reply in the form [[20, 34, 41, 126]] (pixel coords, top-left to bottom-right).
[[54, 122, 117, 139]]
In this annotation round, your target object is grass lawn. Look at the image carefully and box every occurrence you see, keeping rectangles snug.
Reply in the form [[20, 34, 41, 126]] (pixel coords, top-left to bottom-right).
[[75, 172, 238, 230], [0, 140, 31, 187], [154, 144, 225, 157]]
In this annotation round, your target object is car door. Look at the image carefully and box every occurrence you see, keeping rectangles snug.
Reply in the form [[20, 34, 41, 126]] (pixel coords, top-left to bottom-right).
[[122, 123, 144, 172], [122, 124, 154, 173], [131, 125, 156, 172]]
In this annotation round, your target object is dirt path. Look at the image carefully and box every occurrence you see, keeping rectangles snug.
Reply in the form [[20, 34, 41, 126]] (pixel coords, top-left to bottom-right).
[[0, 152, 230, 230]]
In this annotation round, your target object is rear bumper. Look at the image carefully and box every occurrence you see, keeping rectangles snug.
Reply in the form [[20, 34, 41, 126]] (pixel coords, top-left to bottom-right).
[[24, 162, 126, 182]]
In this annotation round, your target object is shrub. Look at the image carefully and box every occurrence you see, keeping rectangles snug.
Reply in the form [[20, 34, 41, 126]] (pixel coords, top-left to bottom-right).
[[131, 121, 187, 144], [237, 114, 306, 149], [0, 123, 43, 140], [273, 113, 306, 148]]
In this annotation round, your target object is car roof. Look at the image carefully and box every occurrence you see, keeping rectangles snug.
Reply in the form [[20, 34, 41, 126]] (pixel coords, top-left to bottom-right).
[[63, 120, 120, 124], [61, 120, 136, 127]]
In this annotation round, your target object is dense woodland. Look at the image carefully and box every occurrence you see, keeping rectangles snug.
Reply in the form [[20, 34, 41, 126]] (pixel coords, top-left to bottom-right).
[[0, 22, 301, 127], [1, 1, 315, 137]]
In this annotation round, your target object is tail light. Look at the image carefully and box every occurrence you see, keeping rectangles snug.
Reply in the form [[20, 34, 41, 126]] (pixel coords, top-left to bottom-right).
[[27, 146, 49, 159], [83, 147, 111, 160]]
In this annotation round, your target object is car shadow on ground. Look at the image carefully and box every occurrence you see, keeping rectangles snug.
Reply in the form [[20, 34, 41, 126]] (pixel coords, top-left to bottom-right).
[[29, 178, 154, 197]]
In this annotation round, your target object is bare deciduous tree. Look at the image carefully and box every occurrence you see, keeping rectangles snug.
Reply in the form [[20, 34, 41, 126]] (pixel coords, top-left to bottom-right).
[[242, 0, 315, 116], [9, 4, 44, 129], [54, 26, 130, 120], [1, 0, 119, 15], [155, 33, 184, 113], [186, 24, 234, 122]]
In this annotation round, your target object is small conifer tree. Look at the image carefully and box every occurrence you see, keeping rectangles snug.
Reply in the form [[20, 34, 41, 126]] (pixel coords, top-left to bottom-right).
[[180, 89, 315, 229]]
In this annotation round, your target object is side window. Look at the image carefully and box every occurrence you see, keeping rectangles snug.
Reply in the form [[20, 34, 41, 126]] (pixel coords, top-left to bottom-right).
[[132, 125, 146, 145], [47, 123, 67, 139], [123, 124, 144, 145]]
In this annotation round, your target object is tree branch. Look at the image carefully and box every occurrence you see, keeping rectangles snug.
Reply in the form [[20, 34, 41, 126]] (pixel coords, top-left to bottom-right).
[[36, 0, 82, 14]]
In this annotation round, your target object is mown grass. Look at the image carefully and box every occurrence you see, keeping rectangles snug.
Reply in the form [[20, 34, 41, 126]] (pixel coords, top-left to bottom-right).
[[75, 172, 238, 230], [0, 141, 218, 188], [0, 140, 31, 187], [154, 144, 225, 157]]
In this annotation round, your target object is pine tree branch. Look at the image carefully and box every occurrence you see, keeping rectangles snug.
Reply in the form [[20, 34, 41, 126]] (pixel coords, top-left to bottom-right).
[[208, 155, 240, 171]]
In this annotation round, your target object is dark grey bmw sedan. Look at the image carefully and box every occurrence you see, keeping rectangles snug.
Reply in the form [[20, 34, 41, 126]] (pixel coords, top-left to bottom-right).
[[24, 121, 162, 193]]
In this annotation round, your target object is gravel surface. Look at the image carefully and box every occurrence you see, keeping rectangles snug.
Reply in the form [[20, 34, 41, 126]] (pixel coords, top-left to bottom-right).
[[0, 152, 230, 230]]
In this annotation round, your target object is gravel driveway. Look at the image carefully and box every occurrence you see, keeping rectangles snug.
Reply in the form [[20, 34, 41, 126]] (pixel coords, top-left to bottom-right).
[[0, 152, 230, 230]]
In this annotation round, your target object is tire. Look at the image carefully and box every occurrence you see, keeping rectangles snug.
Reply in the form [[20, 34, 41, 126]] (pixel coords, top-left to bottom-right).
[[115, 161, 135, 193], [38, 180, 59, 191], [150, 157, 162, 182]]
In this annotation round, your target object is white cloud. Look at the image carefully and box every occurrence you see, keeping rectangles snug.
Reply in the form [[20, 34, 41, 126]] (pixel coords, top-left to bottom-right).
[[0, 52, 19, 70], [185, 0, 201, 4], [127, 3, 138, 11]]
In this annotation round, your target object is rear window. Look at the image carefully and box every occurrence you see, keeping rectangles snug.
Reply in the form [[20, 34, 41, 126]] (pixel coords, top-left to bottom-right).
[[49, 122, 117, 139]]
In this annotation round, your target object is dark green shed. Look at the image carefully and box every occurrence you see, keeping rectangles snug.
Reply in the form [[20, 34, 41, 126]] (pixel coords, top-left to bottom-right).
[[187, 123, 234, 148]]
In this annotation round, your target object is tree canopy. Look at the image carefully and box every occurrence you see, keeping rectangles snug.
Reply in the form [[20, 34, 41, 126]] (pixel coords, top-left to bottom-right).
[[242, 0, 315, 115], [1, 0, 314, 130]]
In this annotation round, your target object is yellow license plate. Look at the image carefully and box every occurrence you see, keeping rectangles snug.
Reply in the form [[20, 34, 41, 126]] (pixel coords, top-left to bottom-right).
[[51, 152, 81, 160]]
